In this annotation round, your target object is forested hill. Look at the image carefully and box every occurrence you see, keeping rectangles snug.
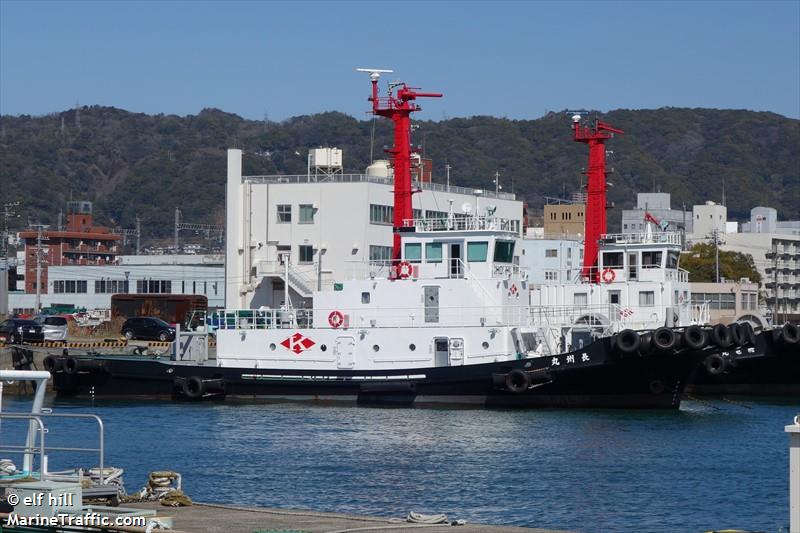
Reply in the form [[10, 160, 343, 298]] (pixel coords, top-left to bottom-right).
[[0, 106, 797, 239]]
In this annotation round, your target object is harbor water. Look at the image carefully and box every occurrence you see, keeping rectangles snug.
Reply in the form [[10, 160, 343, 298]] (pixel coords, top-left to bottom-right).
[[1, 396, 795, 533]]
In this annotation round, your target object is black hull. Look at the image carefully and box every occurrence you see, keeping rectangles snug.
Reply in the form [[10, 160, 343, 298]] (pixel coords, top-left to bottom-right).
[[687, 330, 800, 396], [51, 337, 709, 409]]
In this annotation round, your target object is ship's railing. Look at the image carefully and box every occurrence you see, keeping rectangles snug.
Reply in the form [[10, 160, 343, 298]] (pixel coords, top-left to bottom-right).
[[600, 231, 682, 246], [401, 216, 518, 233], [345, 258, 519, 281], [242, 173, 515, 200]]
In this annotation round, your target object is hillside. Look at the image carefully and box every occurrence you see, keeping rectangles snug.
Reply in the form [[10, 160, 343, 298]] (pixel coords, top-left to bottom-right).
[[0, 106, 797, 242]]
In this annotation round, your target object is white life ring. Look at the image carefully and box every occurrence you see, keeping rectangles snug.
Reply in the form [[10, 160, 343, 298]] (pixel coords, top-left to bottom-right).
[[397, 261, 413, 279], [601, 268, 616, 284]]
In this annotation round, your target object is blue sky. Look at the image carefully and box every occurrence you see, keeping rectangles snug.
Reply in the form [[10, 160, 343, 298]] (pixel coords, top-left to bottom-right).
[[1, 0, 798, 121]]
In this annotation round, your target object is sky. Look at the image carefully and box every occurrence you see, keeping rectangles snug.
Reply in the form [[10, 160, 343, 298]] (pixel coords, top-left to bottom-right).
[[1, 0, 799, 121]]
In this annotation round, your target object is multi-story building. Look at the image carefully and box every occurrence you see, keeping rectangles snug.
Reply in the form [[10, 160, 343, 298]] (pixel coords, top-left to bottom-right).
[[18, 201, 121, 294], [621, 193, 692, 234], [542, 202, 585, 237], [8, 254, 225, 314], [225, 149, 524, 309], [691, 201, 727, 238], [689, 280, 763, 327], [740, 206, 800, 236]]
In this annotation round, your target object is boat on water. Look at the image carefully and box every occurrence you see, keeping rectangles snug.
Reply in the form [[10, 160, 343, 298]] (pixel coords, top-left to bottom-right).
[[44, 70, 755, 409]]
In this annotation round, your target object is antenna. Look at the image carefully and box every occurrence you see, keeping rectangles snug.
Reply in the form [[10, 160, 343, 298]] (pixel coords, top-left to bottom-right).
[[356, 68, 394, 81]]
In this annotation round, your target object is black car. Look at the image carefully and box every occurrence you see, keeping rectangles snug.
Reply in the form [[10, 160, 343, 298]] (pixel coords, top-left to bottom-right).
[[0, 318, 45, 344], [121, 317, 176, 342]]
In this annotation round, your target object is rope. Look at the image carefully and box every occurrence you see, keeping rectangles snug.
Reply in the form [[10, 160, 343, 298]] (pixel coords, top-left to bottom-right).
[[122, 470, 191, 506]]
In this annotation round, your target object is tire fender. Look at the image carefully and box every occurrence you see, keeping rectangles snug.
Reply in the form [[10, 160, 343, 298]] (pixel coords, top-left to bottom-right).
[[505, 369, 532, 394]]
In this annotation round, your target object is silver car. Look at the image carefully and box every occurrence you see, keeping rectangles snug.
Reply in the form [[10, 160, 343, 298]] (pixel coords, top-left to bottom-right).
[[36, 315, 68, 341]]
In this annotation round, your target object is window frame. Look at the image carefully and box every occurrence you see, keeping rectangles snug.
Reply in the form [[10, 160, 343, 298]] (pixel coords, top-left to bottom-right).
[[277, 204, 292, 224]]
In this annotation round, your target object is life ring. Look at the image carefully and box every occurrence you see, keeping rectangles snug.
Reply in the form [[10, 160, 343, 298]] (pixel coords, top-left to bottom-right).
[[328, 310, 344, 329], [397, 261, 413, 279], [601, 268, 616, 284]]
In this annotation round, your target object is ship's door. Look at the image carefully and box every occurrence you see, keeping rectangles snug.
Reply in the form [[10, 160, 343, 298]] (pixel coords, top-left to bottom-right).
[[449, 243, 463, 278], [628, 252, 638, 281], [424, 286, 439, 323], [434, 338, 449, 367], [335, 336, 356, 369], [448, 338, 464, 365]]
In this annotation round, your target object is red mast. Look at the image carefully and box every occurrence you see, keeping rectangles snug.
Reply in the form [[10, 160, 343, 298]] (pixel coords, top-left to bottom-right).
[[358, 69, 441, 262], [572, 115, 624, 281]]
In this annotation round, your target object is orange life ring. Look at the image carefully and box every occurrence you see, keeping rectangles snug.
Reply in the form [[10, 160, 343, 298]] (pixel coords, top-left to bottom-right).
[[328, 310, 344, 328], [601, 268, 616, 284], [397, 261, 413, 279]]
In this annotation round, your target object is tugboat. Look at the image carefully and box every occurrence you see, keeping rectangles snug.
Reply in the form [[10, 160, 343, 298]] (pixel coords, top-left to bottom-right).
[[50, 71, 733, 409]]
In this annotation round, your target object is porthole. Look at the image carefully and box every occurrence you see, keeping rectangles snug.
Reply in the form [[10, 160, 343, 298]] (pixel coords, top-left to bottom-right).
[[409, 343, 416, 351], [320, 344, 327, 352], [373, 344, 380, 352], [482, 341, 489, 350], [269, 343, 276, 351]]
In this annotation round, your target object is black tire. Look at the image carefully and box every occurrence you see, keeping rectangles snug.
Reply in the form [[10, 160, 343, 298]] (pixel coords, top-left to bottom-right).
[[704, 353, 727, 376], [123, 330, 134, 341], [648, 380, 666, 394], [638, 332, 653, 355], [63, 356, 79, 375], [132, 346, 144, 356], [614, 329, 640, 354], [42, 356, 61, 373], [782, 323, 799, 345], [729, 323, 745, 347], [710, 324, 733, 349], [682, 325, 708, 351], [505, 369, 531, 394], [737, 322, 756, 346], [652, 327, 678, 352], [158, 331, 169, 342], [182, 376, 205, 399]]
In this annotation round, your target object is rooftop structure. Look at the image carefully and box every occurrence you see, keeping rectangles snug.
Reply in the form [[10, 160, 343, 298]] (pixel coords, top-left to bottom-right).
[[621, 192, 692, 234]]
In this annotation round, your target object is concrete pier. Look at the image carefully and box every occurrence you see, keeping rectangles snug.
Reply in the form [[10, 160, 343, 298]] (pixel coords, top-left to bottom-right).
[[128, 502, 574, 533]]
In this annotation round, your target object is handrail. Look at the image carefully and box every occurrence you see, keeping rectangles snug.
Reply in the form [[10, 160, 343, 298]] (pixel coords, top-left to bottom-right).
[[0, 412, 105, 483]]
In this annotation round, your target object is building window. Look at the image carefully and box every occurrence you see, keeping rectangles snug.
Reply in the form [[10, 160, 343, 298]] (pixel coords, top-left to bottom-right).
[[574, 293, 588, 306], [545, 271, 558, 281], [425, 242, 442, 263], [369, 245, 392, 264], [405, 243, 422, 263], [545, 249, 558, 258], [639, 291, 655, 307], [298, 245, 314, 264], [277, 204, 291, 223], [137, 280, 171, 294], [94, 279, 129, 294], [299, 204, 315, 224], [467, 242, 489, 262], [369, 204, 393, 225]]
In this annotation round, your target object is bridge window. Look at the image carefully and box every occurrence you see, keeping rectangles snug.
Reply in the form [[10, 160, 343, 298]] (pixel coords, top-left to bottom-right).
[[603, 252, 624, 268], [369, 245, 392, 264], [493, 241, 515, 263], [642, 251, 662, 269], [666, 251, 680, 269], [405, 243, 422, 263], [467, 241, 488, 262], [369, 204, 393, 225], [545, 249, 558, 258], [277, 204, 291, 223], [299, 204, 315, 224], [425, 242, 442, 263]]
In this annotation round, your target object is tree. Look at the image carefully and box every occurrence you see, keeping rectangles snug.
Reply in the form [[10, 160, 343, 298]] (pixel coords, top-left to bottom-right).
[[680, 243, 761, 283]]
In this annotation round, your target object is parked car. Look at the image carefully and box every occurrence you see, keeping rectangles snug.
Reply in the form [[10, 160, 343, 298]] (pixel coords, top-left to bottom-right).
[[0, 319, 45, 344], [35, 315, 69, 341], [120, 317, 176, 342]]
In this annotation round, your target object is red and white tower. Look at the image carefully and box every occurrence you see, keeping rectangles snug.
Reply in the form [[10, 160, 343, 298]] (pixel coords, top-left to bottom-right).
[[358, 69, 442, 262], [572, 115, 624, 281]]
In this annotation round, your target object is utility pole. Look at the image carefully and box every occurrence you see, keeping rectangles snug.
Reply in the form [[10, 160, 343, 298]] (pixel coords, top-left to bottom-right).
[[2, 202, 20, 260], [445, 164, 451, 190], [174, 207, 181, 251], [136, 216, 141, 255], [31, 224, 49, 314], [712, 228, 720, 283], [494, 171, 501, 195]]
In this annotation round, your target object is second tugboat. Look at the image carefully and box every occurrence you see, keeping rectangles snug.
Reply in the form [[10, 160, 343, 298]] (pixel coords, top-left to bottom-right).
[[50, 71, 740, 408]]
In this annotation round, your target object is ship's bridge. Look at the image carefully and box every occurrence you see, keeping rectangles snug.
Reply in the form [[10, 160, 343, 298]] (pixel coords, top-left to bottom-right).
[[596, 231, 686, 284], [394, 216, 521, 281]]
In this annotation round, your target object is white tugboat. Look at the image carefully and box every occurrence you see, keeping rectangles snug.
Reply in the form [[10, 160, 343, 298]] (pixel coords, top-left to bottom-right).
[[50, 72, 743, 408]]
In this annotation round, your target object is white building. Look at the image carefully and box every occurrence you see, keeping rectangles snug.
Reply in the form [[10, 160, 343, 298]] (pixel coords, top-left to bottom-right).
[[225, 149, 524, 310], [740, 206, 800, 236], [691, 201, 727, 238], [8, 254, 224, 314], [621, 193, 692, 233], [519, 237, 584, 284]]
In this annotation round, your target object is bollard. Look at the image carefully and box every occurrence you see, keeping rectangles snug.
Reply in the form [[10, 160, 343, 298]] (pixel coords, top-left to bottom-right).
[[788, 415, 800, 533]]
